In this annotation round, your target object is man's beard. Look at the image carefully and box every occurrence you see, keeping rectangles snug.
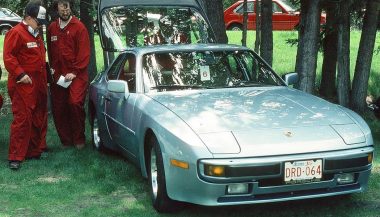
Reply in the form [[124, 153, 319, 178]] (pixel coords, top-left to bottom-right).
[[59, 14, 71, 21]]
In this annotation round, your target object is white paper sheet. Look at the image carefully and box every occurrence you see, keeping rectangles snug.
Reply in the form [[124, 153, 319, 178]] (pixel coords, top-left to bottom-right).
[[57, 75, 72, 88]]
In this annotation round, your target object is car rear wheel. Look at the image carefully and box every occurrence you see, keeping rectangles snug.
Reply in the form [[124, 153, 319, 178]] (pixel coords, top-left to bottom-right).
[[0, 27, 11, 35], [148, 136, 182, 213], [228, 23, 243, 31]]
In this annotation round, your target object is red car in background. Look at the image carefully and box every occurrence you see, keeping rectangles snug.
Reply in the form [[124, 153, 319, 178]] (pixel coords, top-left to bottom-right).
[[224, 0, 326, 31]]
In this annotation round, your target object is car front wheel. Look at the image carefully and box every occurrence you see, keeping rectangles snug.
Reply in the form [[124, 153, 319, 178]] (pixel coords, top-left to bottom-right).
[[148, 136, 182, 212], [91, 115, 104, 151]]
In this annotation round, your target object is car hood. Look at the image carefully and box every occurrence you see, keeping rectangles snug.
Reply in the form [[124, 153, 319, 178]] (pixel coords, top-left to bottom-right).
[[148, 87, 363, 155], [149, 87, 353, 132]]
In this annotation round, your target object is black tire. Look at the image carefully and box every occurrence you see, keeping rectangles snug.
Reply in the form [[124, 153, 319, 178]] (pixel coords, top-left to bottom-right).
[[228, 23, 243, 31], [147, 136, 183, 213], [0, 27, 10, 35], [91, 113, 105, 151]]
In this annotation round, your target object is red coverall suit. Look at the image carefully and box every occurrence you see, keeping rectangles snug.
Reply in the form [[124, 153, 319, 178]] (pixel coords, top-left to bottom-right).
[[0, 94, 3, 110], [47, 16, 90, 146], [3, 22, 48, 161]]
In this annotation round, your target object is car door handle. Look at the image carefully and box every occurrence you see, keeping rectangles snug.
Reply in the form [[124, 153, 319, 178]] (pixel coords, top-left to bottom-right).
[[103, 96, 112, 102]]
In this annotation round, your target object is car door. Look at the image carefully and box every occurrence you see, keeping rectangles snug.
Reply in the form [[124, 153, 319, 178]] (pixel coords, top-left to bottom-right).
[[103, 55, 123, 144], [232, 1, 255, 30], [272, 1, 299, 30], [272, 1, 289, 30], [105, 53, 139, 158]]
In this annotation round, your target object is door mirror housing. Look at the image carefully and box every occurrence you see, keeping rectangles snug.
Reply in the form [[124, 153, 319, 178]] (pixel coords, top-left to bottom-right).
[[107, 80, 130, 95], [282, 72, 299, 86]]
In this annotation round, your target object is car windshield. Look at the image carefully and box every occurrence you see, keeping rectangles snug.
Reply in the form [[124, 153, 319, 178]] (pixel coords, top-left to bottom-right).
[[143, 50, 284, 92], [101, 6, 214, 50], [0, 8, 20, 18]]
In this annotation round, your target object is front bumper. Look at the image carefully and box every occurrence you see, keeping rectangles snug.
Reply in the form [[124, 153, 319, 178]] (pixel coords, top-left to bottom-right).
[[164, 147, 373, 206]]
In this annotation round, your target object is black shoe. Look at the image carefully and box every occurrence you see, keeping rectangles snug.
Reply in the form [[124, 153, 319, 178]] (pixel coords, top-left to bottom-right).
[[9, 161, 21, 170], [26, 155, 41, 160], [42, 147, 50, 153]]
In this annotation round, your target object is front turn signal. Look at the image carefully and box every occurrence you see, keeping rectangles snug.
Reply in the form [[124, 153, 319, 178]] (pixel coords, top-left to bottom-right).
[[368, 153, 373, 164], [170, 159, 189, 169]]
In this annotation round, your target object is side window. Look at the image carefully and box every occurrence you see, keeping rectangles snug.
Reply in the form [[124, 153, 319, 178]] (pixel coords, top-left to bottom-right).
[[241, 52, 281, 86], [107, 55, 124, 80], [118, 54, 137, 93], [236, 2, 254, 13], [238, 52, 261, 83], [273, 3, 283, 13], [227, 55, 245, 83]]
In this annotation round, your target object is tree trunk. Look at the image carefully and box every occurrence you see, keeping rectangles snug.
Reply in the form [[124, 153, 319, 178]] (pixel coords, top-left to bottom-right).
[[254, 1, 261, 53], [295, 0, 322, 94], [205, 0, 228, 43], [260, 0, 273, 66], [242, 0, 248, 46], [336, 0, 352, 107], [80, 0, 97, 81], [351, 0, 380, 112], [320, 2, 338, 99]]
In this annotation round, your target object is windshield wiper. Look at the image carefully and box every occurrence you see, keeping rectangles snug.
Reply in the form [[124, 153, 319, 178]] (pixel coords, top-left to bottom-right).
[[151, 84, 215, 90], [224, 81, 269, 88]]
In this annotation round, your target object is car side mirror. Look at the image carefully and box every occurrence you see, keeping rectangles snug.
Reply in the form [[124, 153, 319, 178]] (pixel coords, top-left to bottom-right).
[[107, 80, 130, 95], [282, 72, 299, 86]]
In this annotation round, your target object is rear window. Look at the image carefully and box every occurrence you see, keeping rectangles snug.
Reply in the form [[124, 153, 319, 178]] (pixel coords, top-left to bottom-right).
[[100, 6, 215, 50]]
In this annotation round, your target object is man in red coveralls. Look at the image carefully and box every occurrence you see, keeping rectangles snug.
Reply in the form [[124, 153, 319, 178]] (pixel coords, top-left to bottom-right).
[[3, 2, 48, 170], [0, 94, 3, 110], [47, 0, 90, 149]]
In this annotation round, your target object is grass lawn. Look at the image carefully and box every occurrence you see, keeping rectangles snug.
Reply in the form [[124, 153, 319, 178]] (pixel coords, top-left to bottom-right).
[[0, 31, 379, 216]]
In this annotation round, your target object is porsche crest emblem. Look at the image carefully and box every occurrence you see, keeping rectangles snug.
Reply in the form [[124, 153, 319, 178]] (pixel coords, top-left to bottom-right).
[[284, 131, 293, 137]]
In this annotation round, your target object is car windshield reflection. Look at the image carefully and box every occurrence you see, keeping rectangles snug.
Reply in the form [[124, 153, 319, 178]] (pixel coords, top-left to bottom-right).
[[101, 6, 215, 50], [143, 50, 284, 92]]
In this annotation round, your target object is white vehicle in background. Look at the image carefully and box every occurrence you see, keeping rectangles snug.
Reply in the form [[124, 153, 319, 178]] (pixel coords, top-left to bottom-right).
[[0, 7, 21, 35]]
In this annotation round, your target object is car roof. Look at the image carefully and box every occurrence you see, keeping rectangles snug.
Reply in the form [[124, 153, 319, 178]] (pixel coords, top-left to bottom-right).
[[123, 44, 250, 55], [99, 0, 206, 11]]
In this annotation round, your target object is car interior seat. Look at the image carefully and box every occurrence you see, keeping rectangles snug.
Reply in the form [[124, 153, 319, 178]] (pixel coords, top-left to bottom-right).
[[119, 58, 136, 92]]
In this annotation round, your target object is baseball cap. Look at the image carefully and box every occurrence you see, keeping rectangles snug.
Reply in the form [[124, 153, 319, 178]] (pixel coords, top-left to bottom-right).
[[25, 2, 48, 25]]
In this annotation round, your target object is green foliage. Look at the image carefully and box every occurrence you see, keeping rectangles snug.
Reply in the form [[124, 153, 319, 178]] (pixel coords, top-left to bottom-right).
[[226, 30, 380, 97], [223, 0, 237, 9], [0, 0, 25, 16]]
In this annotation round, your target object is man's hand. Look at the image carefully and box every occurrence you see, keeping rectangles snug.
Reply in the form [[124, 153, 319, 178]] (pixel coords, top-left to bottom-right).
[[16, 74, 32, 84], [65, 73, 76, 82]]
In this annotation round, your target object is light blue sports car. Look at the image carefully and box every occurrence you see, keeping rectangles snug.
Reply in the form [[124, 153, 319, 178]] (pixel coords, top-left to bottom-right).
[[89, 43, 374, 212]]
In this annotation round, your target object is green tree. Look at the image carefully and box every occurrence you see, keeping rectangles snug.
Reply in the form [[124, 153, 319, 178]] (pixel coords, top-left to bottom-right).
[[260, 0, 273, 66], [295, 0, 322, 93], [80, 0, 97, 81], [205, 0, 228, 43], [351, 0, 380, 112], [336, 0, 352, 107], [319, 1, 338, 99]]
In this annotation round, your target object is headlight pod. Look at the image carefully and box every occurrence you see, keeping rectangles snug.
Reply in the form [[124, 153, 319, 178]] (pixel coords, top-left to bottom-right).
[[331, 124, 366, 145], [198, 132, 240, 154], [338, 106, 373, 145]]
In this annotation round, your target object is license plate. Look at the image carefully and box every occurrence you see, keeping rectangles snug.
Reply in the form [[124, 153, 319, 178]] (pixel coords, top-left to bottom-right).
[[284, 159, 322, 183]]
